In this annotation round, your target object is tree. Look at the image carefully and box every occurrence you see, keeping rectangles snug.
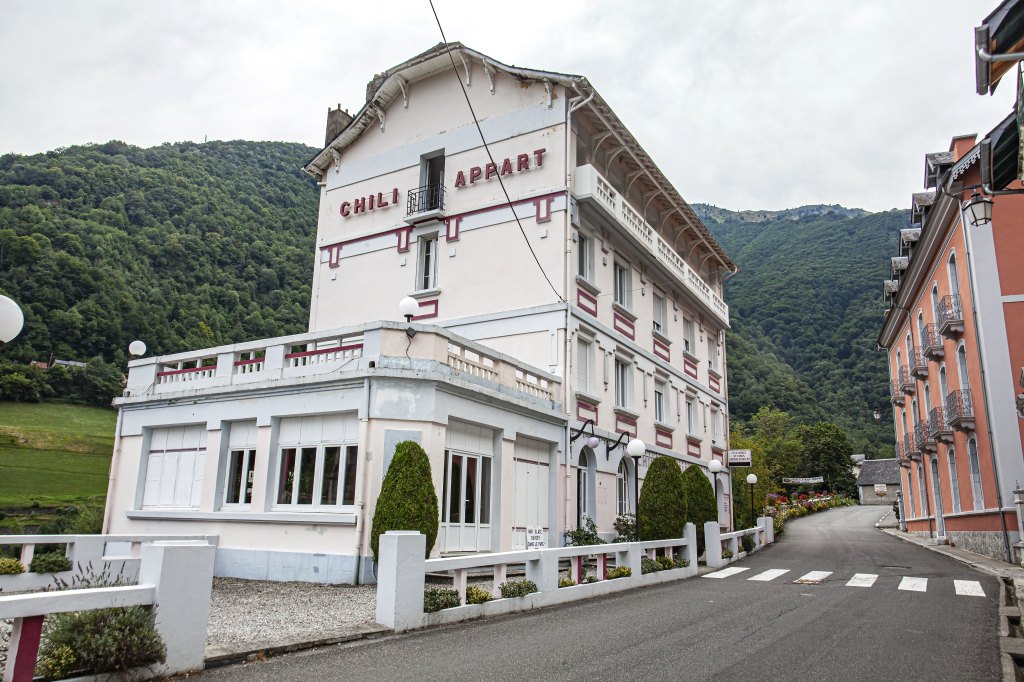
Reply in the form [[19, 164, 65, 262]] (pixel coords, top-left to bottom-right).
[[798, 422, 857, 497], [636, 456, 686, 541], [370, 440, 439, 561], [679, 465, 717, 554], [728, 431, 779, 529]]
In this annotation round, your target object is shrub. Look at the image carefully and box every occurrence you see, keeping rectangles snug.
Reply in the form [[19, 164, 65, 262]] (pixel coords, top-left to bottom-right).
[[499, 579, 538, 599], [741, 534, 755, 553], [637, 456, 686, 541], [30, 551, 72, 573], [0, 557, 24, 574], [722, 548, 734, 559], [423, 587, 461, 613], [655, 555, 677, 571], [35, 606, 166, 679], [558, 575, 576, 588], [465, 585, 493, 605], [584, 575, 598, 584], [370, 441, 439, 561], [680, 465, 718, 554], [612, 513, 636, 543], [641, 557, 660, 574], [563, 516, 602, 546], [606, 566, 632, 579]]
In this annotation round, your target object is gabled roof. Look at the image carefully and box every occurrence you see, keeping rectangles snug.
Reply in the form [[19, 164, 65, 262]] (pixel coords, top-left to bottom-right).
[[857, 458, 901, 486], [302, 42, 736, 273], [924, 151, 954, 188], [910, 191, 935, 225]]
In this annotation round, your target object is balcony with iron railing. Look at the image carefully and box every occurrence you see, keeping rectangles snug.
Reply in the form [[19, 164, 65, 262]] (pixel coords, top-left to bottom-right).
[[915, 421, 936, 454], [928, 406, 953, 443], [572, 164, 729, 326], [922, 323, 944, 360], [904, 431, 920, 460], [899, 366, 916, 395], [937, 294, 964, 338], [945, 388, 975, 431], [405, 184, 446, 223], [890, 380, 905, 406], [910, 346, 929, 379], [121, 322, 561, 409]]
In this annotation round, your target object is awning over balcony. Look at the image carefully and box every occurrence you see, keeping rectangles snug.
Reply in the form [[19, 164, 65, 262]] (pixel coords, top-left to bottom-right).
[[976, 0, 1024, 95], [983, 109, 1021, 190]]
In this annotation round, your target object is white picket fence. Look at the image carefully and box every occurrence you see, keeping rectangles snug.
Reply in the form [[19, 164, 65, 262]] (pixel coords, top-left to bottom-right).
[[376, 517, 774, 633]]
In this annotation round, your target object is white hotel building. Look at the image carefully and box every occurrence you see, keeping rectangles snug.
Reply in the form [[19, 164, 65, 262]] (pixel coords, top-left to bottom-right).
[[104, 44, 737, 584]]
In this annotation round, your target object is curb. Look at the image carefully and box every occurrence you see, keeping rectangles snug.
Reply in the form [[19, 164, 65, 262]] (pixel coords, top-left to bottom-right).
[[878, 527, 1024, 581], [203, 623, 392, 669]]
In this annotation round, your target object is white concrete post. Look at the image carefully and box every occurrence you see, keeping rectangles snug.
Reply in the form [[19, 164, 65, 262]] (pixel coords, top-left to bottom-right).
[[138, 540, 216, 676], [682, 523, 698, 574], [491, 564, 507, 599], [704, 521, 724, 568], [375, 531, 425, 632], [526, 551, 559, 593], [68, 536, 107, 569]]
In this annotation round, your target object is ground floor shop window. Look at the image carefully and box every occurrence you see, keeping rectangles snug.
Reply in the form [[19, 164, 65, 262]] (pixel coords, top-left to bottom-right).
[[276, 444, 357, 508], [225, 449, 256, 505]]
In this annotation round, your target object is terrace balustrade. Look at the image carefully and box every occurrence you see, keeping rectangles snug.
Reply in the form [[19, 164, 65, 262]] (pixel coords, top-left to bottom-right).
[[922, 323, 944, 360], [945, 389, 975, 431], [937, 294, 964, 337]]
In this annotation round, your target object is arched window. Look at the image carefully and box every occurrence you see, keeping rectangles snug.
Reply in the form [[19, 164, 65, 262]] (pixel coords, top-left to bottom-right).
[[917, 463, 927, 517], [906, 333, 914, 361], [948, 253, 960, 299], [907, 470, 916, 519], [901, 409, 908, 438], [956, 343, 970, 390], [939, 365, 948, 402], [947, 448, 961, 513], [896, 349, 903, 374], [968, 437, 984, 510], [577, 449, 591, 526], [923, 383, 932, 415], [911, 398, 919, 426], [917, 312, 925, 345], [616, 460, 629, 517], [931, 284, 940, 323]]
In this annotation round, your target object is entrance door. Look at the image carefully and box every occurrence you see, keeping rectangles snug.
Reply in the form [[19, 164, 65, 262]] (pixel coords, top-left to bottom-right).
[[930, 458, 946, 536], [442, 450, 491, 552], [512, 439, 549, 549]]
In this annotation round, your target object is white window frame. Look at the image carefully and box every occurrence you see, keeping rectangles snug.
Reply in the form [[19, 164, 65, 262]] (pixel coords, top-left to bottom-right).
[[968, 437, 984, 510], [142, 426, 207, 510], [416, 234, 438, 291], [616, 460, 629, 517], [683, 318, 695, 355], [686, 398, 696, 434], [577, 337, 594, 394], [947, 448, 962, 514], [654, 379, 667, 422], [577, 231, 594, 281], [917, 463, 927, 517], [652, 292, 667, 334], [613, 262, 632, 309], [710, 407, 721, 444], [614, 357, 632, 409], [708, 335, 720, 373], [274, 442, 358, 510], [223, 447, 256, 507]]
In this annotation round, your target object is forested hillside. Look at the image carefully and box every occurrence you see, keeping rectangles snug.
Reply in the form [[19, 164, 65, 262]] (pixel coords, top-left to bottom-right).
[[696, 205, 903, 455], [0, 140, 899, 455]]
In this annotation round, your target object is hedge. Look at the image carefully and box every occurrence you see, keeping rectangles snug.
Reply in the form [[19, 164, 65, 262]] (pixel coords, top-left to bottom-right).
[[370, 440, 439, 561], [680, 465, 717, 554], [636, 456, 686, 541]]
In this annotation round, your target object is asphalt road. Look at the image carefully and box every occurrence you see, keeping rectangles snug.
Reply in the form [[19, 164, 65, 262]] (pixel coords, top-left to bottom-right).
[[197, 506, 1000, 681]]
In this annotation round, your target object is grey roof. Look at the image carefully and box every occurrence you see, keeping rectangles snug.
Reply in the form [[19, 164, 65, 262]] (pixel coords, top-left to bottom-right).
[[925, 151, 954, 168], [857, 458, 901, 486]]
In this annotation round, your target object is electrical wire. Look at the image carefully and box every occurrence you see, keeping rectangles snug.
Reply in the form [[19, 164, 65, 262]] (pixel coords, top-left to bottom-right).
[[427, 0, 565, 304]]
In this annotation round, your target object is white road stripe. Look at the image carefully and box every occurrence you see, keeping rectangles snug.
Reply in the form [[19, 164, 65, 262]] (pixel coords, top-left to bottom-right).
[[898, 576, 928, 592], [748, 569, 790, 582], [703, 567, 750, 579], [954, 580, 986, 597], [793, 571, 832, 584], [846, 573, 878, 588]]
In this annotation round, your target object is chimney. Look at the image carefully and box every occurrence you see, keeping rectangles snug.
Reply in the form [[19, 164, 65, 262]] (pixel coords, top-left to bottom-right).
[[325, 104, 353, 146]]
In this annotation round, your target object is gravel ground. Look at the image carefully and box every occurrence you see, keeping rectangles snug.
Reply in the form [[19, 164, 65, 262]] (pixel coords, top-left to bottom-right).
[[206, 578, 377, 649]]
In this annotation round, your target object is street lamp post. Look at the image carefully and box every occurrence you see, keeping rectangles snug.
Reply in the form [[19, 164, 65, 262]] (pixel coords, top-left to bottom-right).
[[708, 459, 723, 525], [0, 295, 25, 348], [626, 438, 646, 542], [747, 473, 758, 529]]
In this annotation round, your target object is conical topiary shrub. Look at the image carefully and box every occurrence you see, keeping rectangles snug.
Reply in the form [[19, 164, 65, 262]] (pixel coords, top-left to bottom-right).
[[370, 440, 439, 561], [636, 455, 686, 541], [680, 464, 718, 554]]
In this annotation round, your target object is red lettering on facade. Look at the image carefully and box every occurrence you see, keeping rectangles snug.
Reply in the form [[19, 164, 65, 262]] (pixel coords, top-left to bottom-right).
[[368, 194, 375, 210], [517, 154, 529, 171], [534, 148, 546, 167], [339, 188, 399, 218], [469, 166, 482, 183], [353, 197, 366, 214], [340, 201, 351, 217], [455, 171, 466, 188], [377, 192, 388, 208], [485, 163, 498, 179], [500, 158, 513, 175], [392, 188, 399, 205]]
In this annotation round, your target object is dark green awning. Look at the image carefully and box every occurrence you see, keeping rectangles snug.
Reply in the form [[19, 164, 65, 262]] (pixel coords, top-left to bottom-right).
[[986, 110, 1020, 190]]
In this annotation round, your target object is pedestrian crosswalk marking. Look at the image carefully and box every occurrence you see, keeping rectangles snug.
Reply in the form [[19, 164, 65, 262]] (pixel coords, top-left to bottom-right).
[[846, 573, 878, 588], [703, 567, 750, 579], [898, 577, 928, 592], [793, 571, 832, 584], [954, 580, 985, 597], [748, 569, 790, 582]]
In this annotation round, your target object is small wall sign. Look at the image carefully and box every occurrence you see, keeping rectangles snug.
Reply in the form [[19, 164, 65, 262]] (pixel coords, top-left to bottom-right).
[[874, 483, 888, 496], [526, 527, 547, 549], [727, 449, 751, 467]]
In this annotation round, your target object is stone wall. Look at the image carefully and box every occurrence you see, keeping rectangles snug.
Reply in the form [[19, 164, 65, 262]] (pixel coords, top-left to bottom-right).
[[911, 529, 1013, 563]]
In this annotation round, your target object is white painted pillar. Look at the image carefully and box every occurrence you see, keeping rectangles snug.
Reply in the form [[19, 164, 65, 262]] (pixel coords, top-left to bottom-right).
[[375, 531, 425, 632], [704, 521, 724, 568], [682, 523, 698, 575], [526, 551, 559, 593], [138, 540, 216, 676]]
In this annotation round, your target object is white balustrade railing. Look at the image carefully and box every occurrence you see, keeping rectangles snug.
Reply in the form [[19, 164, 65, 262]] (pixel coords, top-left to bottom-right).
[[574, 164, 729, 325], [376, 523, 717, 632], [446, 342, 498, 382], [704, 518, 772, 569], [285, 337, 363, 368]]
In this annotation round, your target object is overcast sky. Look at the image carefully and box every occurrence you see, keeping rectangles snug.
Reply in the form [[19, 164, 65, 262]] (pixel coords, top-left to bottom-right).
[[0, 1, 1013, 212]]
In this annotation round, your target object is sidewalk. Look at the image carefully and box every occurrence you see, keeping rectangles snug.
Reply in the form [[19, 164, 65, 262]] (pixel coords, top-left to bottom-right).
[[879, 525, 1024, 581]]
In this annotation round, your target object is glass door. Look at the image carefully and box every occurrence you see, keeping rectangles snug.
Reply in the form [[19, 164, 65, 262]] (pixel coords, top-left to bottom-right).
[[442, 450, 491, 552]]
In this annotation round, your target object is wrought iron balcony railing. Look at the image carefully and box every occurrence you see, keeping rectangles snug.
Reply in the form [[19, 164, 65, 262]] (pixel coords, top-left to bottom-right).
[[904, 431, 920, 459], [910, 346, 929, 379], [937, 294, 964, 337], [928, 406, 953, 443], [406, 183, 445, 217], [899, 366, 916, 395], [945, 388, 975, 431], [922, 323, 944, 360], [890, 380, 905, 405], [915, 421, 936, 453]]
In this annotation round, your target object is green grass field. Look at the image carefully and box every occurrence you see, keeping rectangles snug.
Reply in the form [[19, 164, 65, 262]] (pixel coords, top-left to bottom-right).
[[0, 402, 115, 510]]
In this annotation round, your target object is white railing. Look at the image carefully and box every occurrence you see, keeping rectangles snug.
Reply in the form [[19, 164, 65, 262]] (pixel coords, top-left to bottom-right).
[[285, 336, 363, 368], [704, 518, 772, 569], [446, 342, 498, 382], [515, 368, 554, 401], [376, 524, 704, 632], [156, 364, 217, 385], [0, 540, 216, 680], [574, 164, 729, 325]]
